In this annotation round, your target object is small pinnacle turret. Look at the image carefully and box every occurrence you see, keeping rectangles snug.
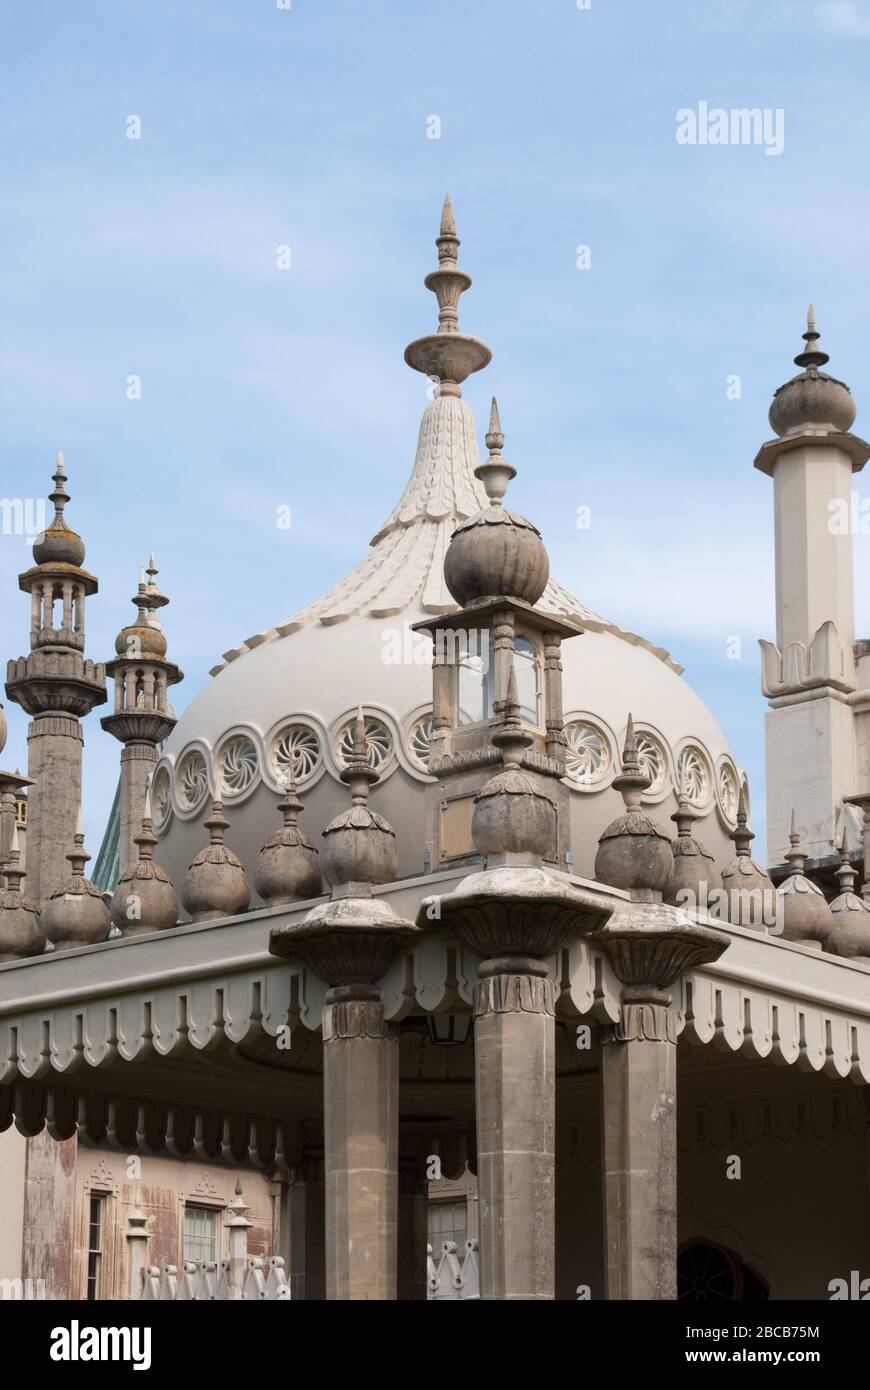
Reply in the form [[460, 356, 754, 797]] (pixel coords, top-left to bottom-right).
[[0, 822, 44, 962], [110, 786, 180, 935], [828, 830, 870, 960], [777, 811, 833, 949], [5, 453, 106, 905], [103, 558, 183, 876], [41, 813, 111, 951], [665, 785, 721, 907], [254, 769, 322, 906]]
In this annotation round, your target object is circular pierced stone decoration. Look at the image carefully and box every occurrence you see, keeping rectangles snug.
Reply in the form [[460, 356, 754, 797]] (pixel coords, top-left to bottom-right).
[[217, 734, 259, 797], [271, 723, 322, 785], [564, 720, 611, 787], [152, 766, 172, 830], [718, 761, 739, 825], [677, 746, 710, 805], [407, 715, 434, 772], [635, 732, 667, 795], [176, 749, 209, 812], [336, 716, 392, 772]]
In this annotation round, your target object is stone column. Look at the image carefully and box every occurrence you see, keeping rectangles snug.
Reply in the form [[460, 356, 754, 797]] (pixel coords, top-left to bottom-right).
[[322, 984, 399, 1301], [397, 1136, 430, 1301], [600, 987, 678, 1300], [286, 1120, 326, 1300], [475, 956, 556, 1300], [119, 742, 158, 875], [597, 902, 729, 1301], [125, 1197, 150, 1300], [25, 714, 84, 903]]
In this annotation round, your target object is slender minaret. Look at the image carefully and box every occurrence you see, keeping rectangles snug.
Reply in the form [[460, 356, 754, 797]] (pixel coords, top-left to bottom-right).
[[4, 454, 106, 904], [102, 558, 182, 874], [756, 310, 870, 864]]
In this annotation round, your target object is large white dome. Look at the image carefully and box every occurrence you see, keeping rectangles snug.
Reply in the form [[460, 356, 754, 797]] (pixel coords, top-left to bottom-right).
[[152, 392, 743, 903]]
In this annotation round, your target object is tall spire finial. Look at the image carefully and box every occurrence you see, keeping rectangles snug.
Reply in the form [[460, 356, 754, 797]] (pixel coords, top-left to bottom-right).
[[475, 396, 516, 505], [609, 714, 650, 812], [794, 304, 830, 369], [731, 785, 755, 857], [50, 450, 70, 522], [403, 196, 492, 396], [784, 809, 808, 874]]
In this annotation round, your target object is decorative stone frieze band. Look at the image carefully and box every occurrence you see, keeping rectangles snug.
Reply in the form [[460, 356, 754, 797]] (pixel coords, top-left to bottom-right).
[[27, 715, 83, 742]]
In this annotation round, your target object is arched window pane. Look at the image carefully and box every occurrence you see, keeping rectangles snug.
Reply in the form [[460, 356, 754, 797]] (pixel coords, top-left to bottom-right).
[[513, 637, 540, 725]]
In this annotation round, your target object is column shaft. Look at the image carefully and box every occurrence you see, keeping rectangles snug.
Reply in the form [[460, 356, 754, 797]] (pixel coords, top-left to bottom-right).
[[119, 742, 157, 875], [600, 1010, 677, 1300], [26, 715, 83, 904], [322, 988, 399, 1300], [474, 965, 556, 1300]]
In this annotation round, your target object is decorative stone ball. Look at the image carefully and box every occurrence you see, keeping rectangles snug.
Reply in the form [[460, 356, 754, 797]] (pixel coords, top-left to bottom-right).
[[32, 522, 86, 568], [0, 891, 45, 962], [720, 856, 775, 930], [769, 372, 856, 437], [111, 863, 179, 935], [255, 831, 322, 905], [471, 771, 556, 860], [827, 893, 870, 960], [321, 807, 398, 888], [444, 508, 549, 607], [665, 836, 721, 908], [115, 622, 168, 659], [777, 874, 833, 949], [42, 882, 111, 950], [182, 848, 251, 923], [595, 812, 673, 894]]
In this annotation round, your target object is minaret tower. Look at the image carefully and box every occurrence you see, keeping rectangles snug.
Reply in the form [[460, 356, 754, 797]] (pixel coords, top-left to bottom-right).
[[756, 310, 870, 865], [5, 454, 106, 904], [102, 557, 182, 874]]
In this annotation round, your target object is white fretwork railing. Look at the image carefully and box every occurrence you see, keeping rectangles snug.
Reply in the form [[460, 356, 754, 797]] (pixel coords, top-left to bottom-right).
[[140, 1256, 290, 1301], [427, 1240, 480, 1300]]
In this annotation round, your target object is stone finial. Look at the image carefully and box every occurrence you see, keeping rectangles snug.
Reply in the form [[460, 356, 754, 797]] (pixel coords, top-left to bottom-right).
[[594, 716, 672, 896], [32, 450, 87, 567], [720, 786, 775, 930], [403, 196, 492, 394], [41, 813, 112, 950], [777, 811, 833, 949], [769, 307, 856, 437], [0, 823, 45, 962], [318, 709, 399, 893], [254, 769, 322, 906], [664, 786, 721, 908], [269, 709, 418, 985], [471, 665, 556, 864], [111, 786, 180, 935], [828, 830, 870, 960], [444, 397, 549, 607], [113, 562, 169, 659], [181, 783, 251, 924]]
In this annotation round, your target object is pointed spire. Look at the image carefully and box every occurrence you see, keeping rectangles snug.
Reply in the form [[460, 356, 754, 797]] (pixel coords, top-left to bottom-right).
[[475, 396, 516, 504], [784, 810, 808, 874], [490, 661, 534, 769], [794, 303, 830, 370], [835, 827, 858, 895], [609, 715, 651, 813], [404, 196, 491, 395], [730, 786, 755, 857], [4, 822, 25, 893], [671, 784, 697, 839], [49, 450, 70, 522], [340, 708, 379, 804]]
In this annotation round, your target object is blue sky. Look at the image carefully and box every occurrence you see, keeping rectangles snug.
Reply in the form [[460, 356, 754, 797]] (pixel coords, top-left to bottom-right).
[[2, 0, 870, 853]]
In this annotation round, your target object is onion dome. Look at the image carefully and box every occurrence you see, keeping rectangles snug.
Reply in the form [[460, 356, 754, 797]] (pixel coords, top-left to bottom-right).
[[664, 790, 721, 907], [254, 770, 322, 906], [471, 665, 556, 861], [111, 789, 179, 934], [320, 709, 398, 889], [444, 398, 549, 607], [769, 306, 856, 438], [828, 832, 870, 961], [777, 812, 833, 949], [32, 453, 87, 567], [594, 715, 673, 894], [0, 824, 45, 962], [720, 788, 774, 929], [182, 791, 251, 923], [114, 559, 169, 659], [41, 815, 111, 950]]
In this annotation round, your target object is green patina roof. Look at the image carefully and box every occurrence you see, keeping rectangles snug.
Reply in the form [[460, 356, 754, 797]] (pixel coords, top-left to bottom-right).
[[92, 776, 120, 894]]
